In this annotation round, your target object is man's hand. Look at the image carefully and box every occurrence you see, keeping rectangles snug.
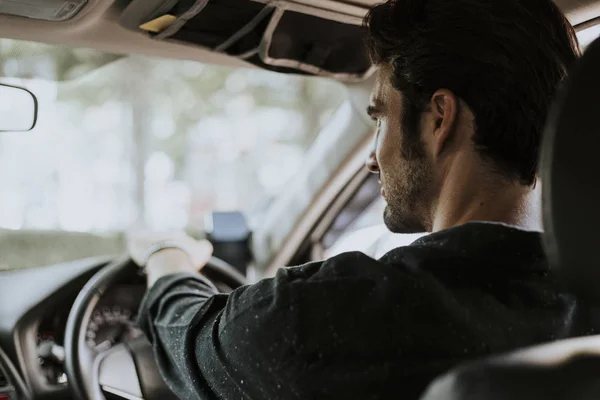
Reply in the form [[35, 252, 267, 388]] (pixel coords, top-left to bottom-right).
[[127, 231, 213, 287]]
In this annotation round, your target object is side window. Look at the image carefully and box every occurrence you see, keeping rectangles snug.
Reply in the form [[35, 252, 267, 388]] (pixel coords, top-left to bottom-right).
[[320, 175, 424, 259], [578, 24, 600, 49]]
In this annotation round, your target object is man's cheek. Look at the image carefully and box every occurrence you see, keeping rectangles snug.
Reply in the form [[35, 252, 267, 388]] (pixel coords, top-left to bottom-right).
[[376, 133, 393, 170]]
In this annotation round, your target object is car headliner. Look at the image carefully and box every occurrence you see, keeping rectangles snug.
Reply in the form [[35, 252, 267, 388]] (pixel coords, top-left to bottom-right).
[[0, 0, 599, 75]]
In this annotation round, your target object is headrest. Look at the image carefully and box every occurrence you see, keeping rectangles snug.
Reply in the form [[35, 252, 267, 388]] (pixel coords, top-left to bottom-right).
[[420, 335, 600, 400], [541, 35, 600, 303]]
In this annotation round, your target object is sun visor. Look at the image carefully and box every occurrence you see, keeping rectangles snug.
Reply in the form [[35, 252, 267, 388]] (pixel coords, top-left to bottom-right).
[[119, 0, 375, 81], [0, 0, 87, 21]]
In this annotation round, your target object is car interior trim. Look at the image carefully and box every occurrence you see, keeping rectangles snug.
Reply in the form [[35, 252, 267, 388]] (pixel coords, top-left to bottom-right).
[[250, 0, 368, 18], [0, 346, 29, 399], [575, 14, 600, 30], [264, 133, 371, 276]]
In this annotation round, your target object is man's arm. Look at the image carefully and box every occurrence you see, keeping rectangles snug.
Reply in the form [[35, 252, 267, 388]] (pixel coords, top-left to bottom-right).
[[136, 247, 437, 399], [137, 246, 313, 399], [137, 270, 232, 399]]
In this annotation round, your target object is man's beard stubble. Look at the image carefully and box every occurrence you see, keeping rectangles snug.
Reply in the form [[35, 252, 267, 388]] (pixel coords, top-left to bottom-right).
[[382, 142, 434, 234]]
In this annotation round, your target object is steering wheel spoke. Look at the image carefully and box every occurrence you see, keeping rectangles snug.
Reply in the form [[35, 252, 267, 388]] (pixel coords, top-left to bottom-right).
[[95, 343, 145, 400]]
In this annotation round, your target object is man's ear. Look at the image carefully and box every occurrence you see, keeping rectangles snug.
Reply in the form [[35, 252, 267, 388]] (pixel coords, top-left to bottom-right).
[[428, 89, 459, 159]]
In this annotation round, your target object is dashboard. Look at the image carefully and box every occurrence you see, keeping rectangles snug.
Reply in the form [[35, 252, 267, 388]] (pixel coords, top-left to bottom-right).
[[0, 256, 147, 400]]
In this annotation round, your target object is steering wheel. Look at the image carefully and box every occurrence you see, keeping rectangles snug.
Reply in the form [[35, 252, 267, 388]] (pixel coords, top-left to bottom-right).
[[64, 255, 247, 400]]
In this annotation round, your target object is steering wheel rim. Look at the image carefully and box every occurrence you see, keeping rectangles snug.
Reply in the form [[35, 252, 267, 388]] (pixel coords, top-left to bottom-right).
[[64, 255, 247, 400]]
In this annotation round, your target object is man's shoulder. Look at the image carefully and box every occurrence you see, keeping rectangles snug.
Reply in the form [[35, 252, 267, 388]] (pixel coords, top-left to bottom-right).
[[280, 247, 429, 285]]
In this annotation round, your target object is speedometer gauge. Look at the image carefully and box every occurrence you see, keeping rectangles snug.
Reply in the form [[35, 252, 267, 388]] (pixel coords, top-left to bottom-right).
[[86, 306, 143, 351]]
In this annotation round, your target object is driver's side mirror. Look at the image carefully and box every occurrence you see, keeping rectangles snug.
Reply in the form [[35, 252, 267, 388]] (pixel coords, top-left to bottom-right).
[[0, 83, 38, 132]]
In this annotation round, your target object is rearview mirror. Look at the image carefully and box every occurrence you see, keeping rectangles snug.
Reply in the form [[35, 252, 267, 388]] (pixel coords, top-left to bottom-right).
[[0, 83, 38, 132]]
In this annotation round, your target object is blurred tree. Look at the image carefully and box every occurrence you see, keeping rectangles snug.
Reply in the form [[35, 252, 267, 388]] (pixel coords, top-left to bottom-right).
[[0, 38, 346, 233]]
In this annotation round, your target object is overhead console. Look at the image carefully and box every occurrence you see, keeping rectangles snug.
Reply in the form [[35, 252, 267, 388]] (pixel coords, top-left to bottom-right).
[[119, 0, 375, 81], [0, 0, 87, 21]]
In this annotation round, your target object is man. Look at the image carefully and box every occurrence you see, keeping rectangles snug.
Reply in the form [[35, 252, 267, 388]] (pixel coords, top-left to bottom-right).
[[131, 0, 592, 398]]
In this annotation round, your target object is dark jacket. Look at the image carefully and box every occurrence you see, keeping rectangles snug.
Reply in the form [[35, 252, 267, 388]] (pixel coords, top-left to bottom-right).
[[138, 222, 598, 399]]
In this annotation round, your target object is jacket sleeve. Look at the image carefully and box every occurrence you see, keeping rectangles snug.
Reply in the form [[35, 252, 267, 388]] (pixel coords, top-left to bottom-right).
[[136, 251, 416, 400], [136, 262, 326, 400]]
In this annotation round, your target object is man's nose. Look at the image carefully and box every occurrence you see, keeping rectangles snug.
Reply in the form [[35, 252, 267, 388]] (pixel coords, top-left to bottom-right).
[[366, 149, 380, 174]]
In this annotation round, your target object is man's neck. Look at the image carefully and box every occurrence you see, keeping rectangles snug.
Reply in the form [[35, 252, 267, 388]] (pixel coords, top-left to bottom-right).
[[430, 160, 542, 232]]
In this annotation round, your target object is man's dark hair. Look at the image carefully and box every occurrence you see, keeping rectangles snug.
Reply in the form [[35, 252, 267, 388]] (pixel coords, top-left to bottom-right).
[[365, 0, 581, 185]]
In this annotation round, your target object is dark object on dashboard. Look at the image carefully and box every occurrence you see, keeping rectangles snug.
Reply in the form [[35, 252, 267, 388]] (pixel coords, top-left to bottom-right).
[[0, 0, 87, 21], [119, 0, 374, 81], [205, 211, 252, 275]]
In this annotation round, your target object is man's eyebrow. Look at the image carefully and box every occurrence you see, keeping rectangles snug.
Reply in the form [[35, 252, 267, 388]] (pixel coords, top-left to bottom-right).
[[366, 105, 379, 117]]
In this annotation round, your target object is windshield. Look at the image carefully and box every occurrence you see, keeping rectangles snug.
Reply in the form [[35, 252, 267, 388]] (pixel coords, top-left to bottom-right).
[[0, 39, 346, 233]]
